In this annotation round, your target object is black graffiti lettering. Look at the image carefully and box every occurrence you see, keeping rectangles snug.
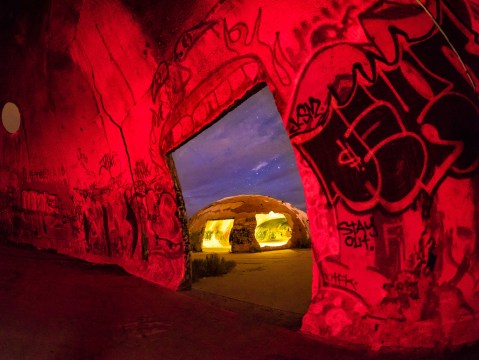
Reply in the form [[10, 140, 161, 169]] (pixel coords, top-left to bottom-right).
[[337, 217, 377, 251], [134, 160, 151, 180], [337, 221, 353, 235], [99, 152, 118, 175], [364, 216, 378, 237], [324, 271, 358, 291]]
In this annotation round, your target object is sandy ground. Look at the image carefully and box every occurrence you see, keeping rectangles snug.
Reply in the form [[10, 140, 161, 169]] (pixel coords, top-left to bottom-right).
[[190, 249, 313, 315]]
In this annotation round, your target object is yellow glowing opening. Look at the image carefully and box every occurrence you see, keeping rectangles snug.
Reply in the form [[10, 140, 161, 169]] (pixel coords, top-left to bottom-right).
[[255, 211, 291, 247], [202, 219, 234, 252]]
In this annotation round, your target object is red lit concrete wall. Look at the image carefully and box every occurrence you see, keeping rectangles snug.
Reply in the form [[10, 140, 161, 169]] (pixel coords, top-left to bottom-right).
[[1, 0, 478, 349]]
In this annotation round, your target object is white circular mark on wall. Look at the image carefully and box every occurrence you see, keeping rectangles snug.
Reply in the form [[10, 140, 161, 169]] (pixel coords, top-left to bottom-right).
[[2, 102, 21, 133]]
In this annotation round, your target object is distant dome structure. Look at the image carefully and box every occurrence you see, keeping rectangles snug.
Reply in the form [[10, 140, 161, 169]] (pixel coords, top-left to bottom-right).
[[188, 195, 310, 253]]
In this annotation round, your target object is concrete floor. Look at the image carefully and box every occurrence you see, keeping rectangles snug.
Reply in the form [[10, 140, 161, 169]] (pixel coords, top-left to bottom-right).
[[1, 241, 478, 359]]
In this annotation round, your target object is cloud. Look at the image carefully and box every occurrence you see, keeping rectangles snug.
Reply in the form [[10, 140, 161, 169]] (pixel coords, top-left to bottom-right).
[[252, 161, 269, 172]]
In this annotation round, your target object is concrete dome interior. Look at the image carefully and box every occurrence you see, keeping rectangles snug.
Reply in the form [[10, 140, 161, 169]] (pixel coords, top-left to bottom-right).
[[1, 0, 479, 352]]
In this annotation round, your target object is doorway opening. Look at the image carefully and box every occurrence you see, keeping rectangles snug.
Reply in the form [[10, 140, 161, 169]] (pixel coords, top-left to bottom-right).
[[169, 85, 311, 326], [202, 219, 234, 252], [255, 211, 292, 248]]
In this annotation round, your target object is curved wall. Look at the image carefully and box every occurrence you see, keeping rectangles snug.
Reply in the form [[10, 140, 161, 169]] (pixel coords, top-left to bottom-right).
[[1, 0, 479, 350]]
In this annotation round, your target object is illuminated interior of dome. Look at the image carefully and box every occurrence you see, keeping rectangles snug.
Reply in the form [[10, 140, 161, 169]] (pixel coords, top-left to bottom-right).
[[255, 211, 291, 247], [202, 219, 234, 252]]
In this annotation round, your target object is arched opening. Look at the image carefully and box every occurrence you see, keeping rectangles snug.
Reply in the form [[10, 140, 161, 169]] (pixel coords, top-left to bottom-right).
[[255, 211, 291, 248], [168, 85, 312, 326], [202, 219, 234, 252]]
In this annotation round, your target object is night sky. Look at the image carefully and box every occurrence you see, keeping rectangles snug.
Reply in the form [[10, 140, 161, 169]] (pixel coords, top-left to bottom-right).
[[171, 87, 306, 218]]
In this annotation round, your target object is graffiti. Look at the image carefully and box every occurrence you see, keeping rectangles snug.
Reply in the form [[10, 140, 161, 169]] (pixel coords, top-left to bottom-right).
[[72, 181, 132, 258], [142, 187, 183, 260], [133, 180, 148, 197], [74, 172, 180, 262], [149, 6, 302, 155], [310, 3, 365, 47], [81, 199, 124, 258], [150, 61, 169, 104], [146, 6, 313, 287], [28, 167, 66, 183], [0, 184, 16, 235], [101, 205, 112, 257], [380, 271, 420, 320], [21, 190, 59, 215], [376, 218, 404, 278], [337, 216, 377, 251], [19, 190, 63, 237], [76, 147, 96, 177], [224, 8, 292, 88], [99, 152, 118, 175], [149, 21, 222, 111], [82, 204, 103, 255], [407, 230, 437, 276], [1, 186, 16, 209], [29, 169, 50, 182], [292, 96, 328, 132], [323, 271, 358, 291], [175, 20, 218, 62], [73, 184, 111, 201], [289, 1, 479, 213], [151, 21, 219, 101], [125, 193, 139, 258], [83, 213, 91, 249], [134, 159, 151, 180], [77, 147, 89, 163], [376, 228, 441, 320]]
